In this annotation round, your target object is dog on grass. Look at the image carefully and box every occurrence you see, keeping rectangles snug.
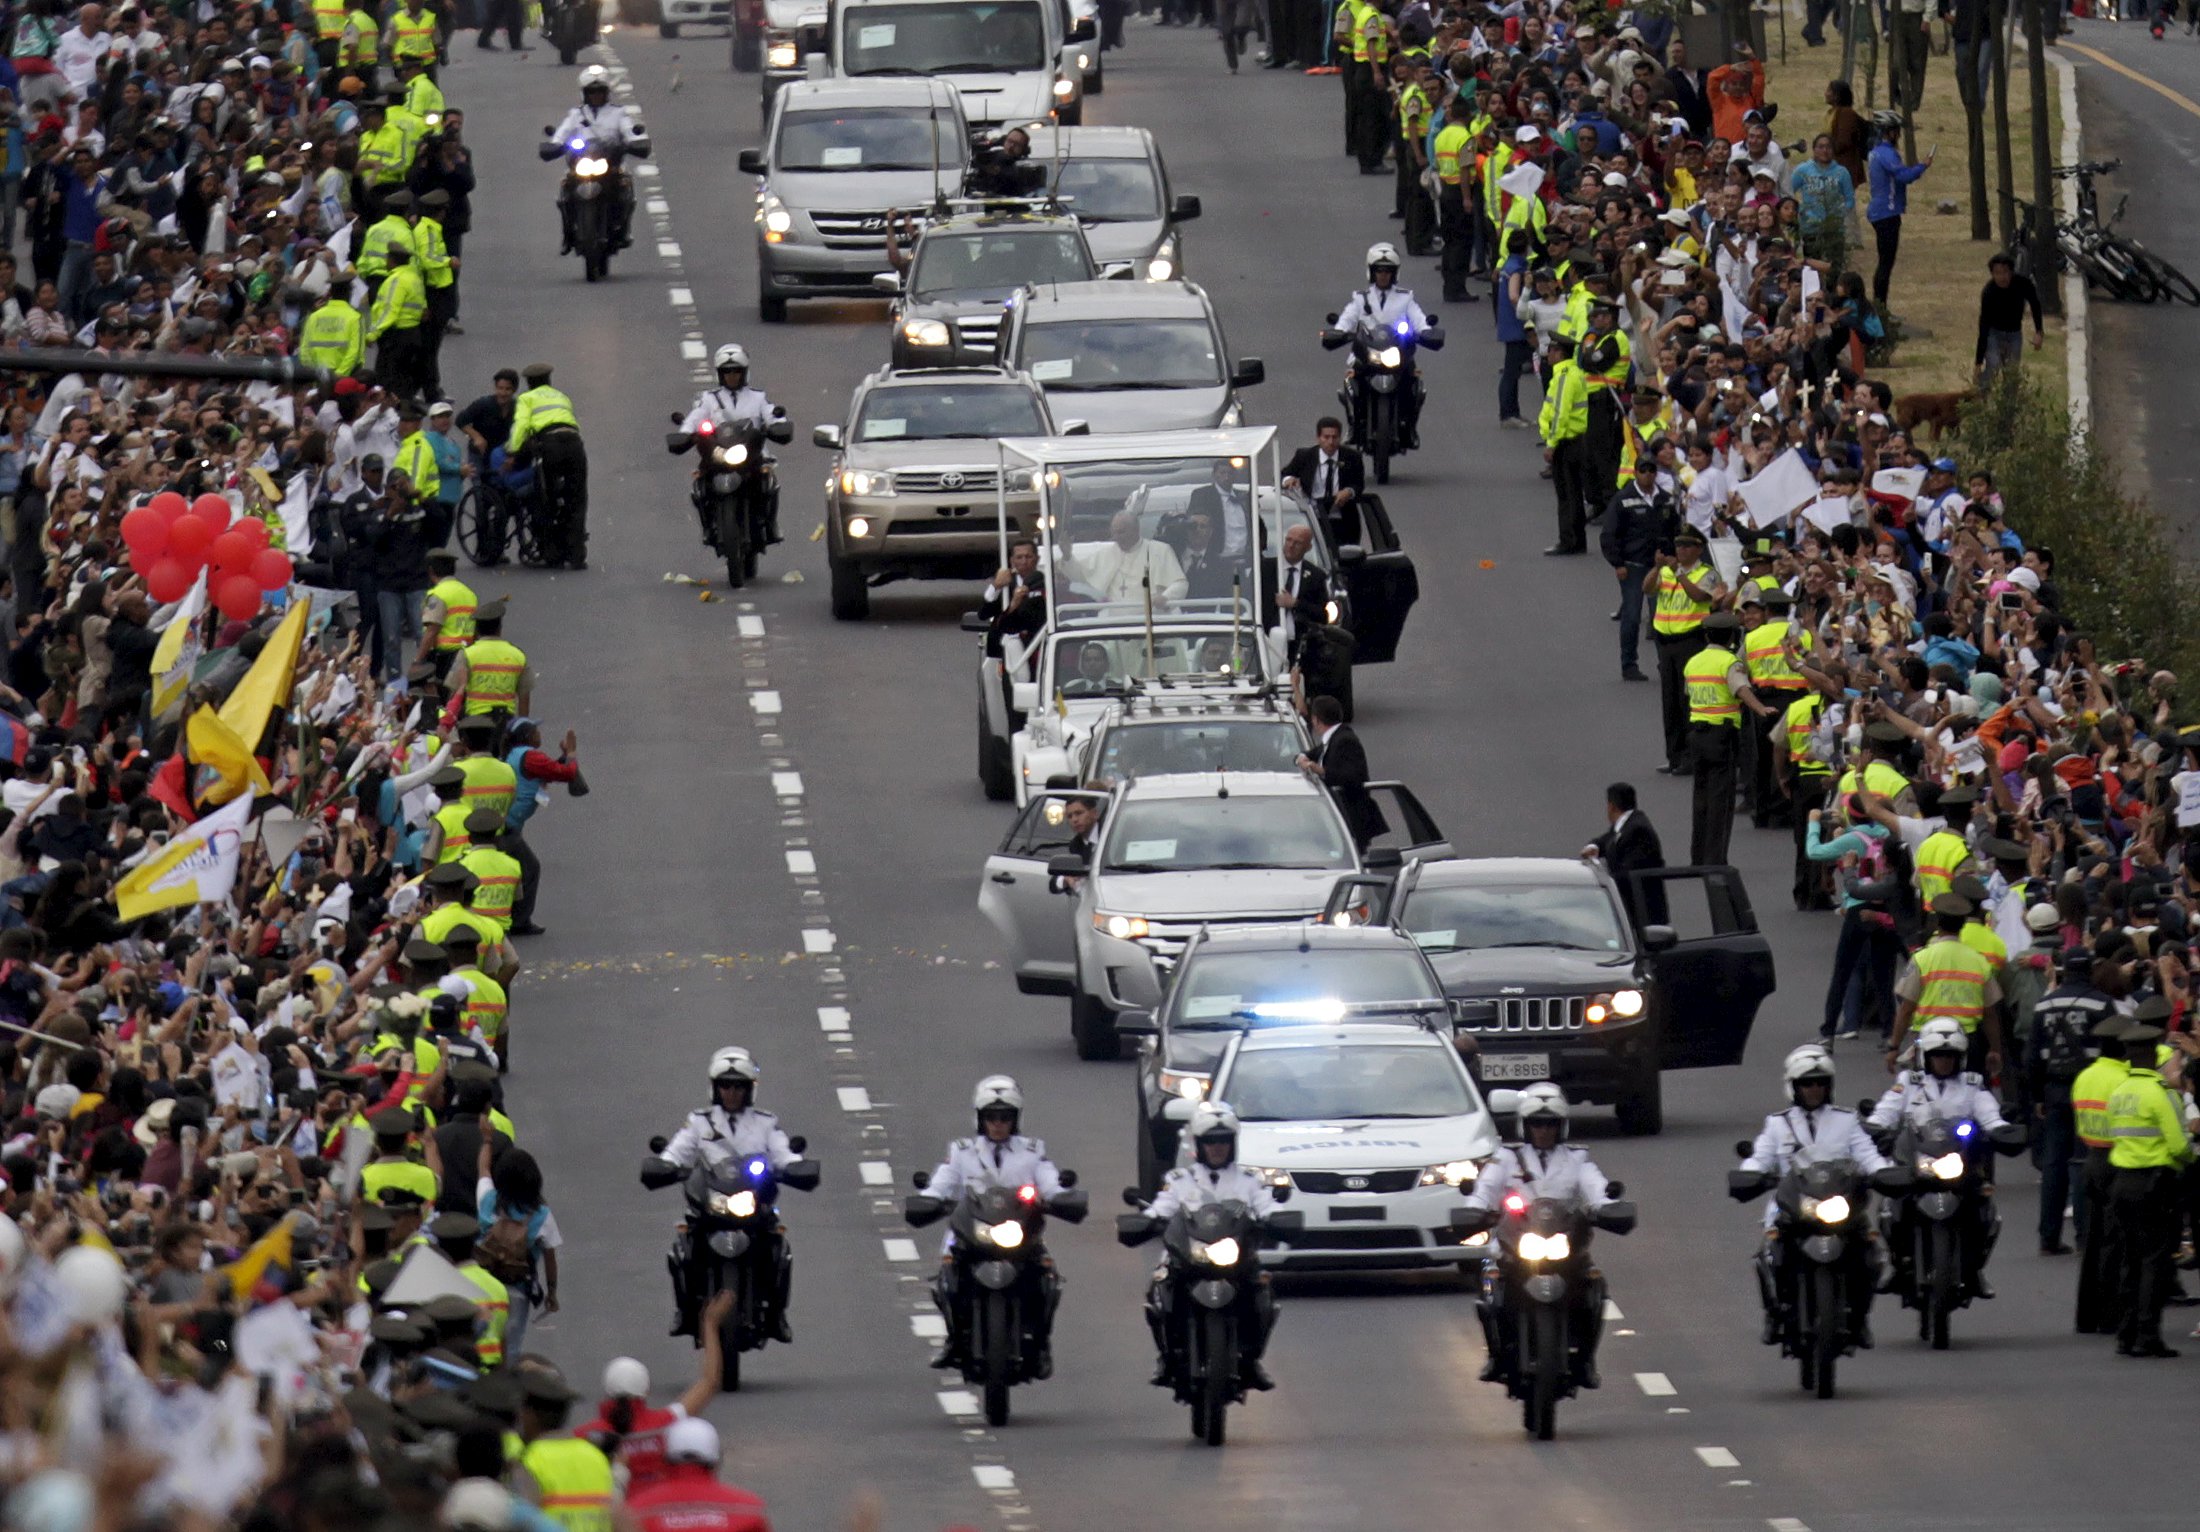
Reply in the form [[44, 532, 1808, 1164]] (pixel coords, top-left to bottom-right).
[[1892, 389, 1970, 441]]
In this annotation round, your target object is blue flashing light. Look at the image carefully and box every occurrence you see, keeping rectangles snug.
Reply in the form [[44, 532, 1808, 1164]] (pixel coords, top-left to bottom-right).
[[569, 138, 587, 151], [749, 1158, 768, 1175], [1394, 319, 1412, 336], [1954, 1123, 1973, 1138]]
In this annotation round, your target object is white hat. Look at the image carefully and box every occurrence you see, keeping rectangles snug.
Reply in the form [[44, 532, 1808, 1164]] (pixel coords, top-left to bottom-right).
[[248, 53, 271, 68], [1601, 171, 1628, 187], [602, 1357, 650, 1399], [1656, 250, 1694, 268], [1729, 143, 1752, 163], [438, 974, 476, 999], [441, 1479, 515, 1531], [2005, 566, 2041, 592], [133, 1097, 177, 1150], [34, 1084, 80, 1121], [429, 400, 455, 417], [1659, 207, 1692, 227], [1515, 125, 1541, 144], [54, 1245, 128, 1325], [665, 1417, 721, 1465], [2026, 903, 2062, 934]]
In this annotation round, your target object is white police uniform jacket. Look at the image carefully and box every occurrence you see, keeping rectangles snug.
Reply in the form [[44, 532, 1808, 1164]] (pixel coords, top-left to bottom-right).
[[679, 384, 781, 459], [662, 1104, 798, 1173], [925, 1134, 1065, 1202], [1147, 1162, 1277, 1222], [1463, 1142, 1613, 1214], [1741, 1104, 1888, 1227], [1335, 285, 1430, 335], [1866, 1071, 2008, 1134]]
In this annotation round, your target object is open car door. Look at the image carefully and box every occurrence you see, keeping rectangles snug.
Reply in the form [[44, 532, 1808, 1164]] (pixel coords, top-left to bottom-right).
[[1333, 494, 1419, 665], [979, 787, 1106, 996], [1628, 866, 1777, 1071], [1362, 781, 1451, 866], [1321, 872, 1400, 928]]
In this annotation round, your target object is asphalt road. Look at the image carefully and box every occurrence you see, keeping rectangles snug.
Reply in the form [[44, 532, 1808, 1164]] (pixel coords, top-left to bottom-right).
[[440, 22, 2194, 1531]]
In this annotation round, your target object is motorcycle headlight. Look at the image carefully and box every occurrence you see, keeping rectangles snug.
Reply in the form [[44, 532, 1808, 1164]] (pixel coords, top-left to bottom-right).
[[901, 318, 953, 348], [1927, 1152, 1966, 1181], [982, 1219, 1026, 1250], [1517, 1231, 1570, 1262], [575, 156, 609, 177], [1374, 345, 1403, 369], [725, 1189, 757, 1218], [838, 469, 893, 497], [716, 443, 750, 467], [1190, 1236, 1240, 1267], [1096, 913, 1150, 940], [1418, 1159, 1481, 1187], [1052, 76, 1076, 98], [1159, 1069, 1208, 1102], [766, 39, 798, 67], [1241, 1165, 1291, 1189], [1803, 1194, 1850, 1226]]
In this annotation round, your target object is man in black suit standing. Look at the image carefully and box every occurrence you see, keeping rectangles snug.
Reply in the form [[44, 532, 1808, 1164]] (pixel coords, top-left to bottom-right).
[[1264, 523, 1331, 668], [1583, 780, 1668, 925], [1184, 457, 1255, 566], [1299, 694, 1387, 849], [980, 538, 1048, 658], [1281, 417, 1367, 545]]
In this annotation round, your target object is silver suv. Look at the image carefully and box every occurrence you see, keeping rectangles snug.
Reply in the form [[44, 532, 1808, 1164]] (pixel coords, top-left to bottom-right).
[[994, 279, 1262, 433]]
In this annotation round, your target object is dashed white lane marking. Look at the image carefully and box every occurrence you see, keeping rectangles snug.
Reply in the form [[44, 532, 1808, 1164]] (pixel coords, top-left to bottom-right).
[[668, 285, 693, 305], [646, 197, 670, 214], [973, 1466, 1016, 1491], [1695, 1447, 1741, 1469], [1602, 1298, 1624, 1321], [859, 1160, 894, 1186], [911, 1313, 948, 1339], [749, 689, 782, 715], [816, 1005, 851, 1031], [786, 850, 817, 875], [937, 1390, 981, 1416], [633, 160, 659, 176], [884, 1238, 922, 1263], [770, 769, 804, 795], [801, 927, 836, 954], [658, 240, 683, 259], [837, 1085, 873, 1112], [739, 615, 767, 638], [1633, 1372, 1676, 1396], [1768, 1520, 1813, 1532], [681, 339, 707, 360]]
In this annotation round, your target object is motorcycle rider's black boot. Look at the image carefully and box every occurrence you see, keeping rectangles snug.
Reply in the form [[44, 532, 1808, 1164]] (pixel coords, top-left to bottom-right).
[[1754, 1240, 1782, 1345], [1145, 1283, 1173, 1386], [1240, 1278, 1278, 1389], [1475, 1300, 1505, 1382], [1574, 1276, 1606, 1388], [1240, 1358, 1276, 1391], [928, 1268, 959, 1367], [667, 1238, 697, 1338], [771, 1243, 794, 1342]]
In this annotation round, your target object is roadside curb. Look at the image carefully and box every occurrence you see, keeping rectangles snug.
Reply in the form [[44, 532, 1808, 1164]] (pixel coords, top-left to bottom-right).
[[2049, 45, 2091, 432]]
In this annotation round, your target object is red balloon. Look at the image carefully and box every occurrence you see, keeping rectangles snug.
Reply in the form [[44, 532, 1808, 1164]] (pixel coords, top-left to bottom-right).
[[233, 518, 271, 551], [147, 491, 190, 523], [120, 508, 169, 558], [249, 548, 293, 591], [144, 558, 194, 604], [209, 530, 257, 574], [167, 516, 214, 564], [190, 494, 233, 532], [215, 574, 263, 623]]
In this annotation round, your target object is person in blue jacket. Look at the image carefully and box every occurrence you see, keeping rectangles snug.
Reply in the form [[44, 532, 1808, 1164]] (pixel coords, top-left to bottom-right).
[[1865, 108, 1934, 309]]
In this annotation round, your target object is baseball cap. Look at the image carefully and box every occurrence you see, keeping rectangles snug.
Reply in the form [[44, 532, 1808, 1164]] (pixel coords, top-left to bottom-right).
[[665, 1417, 721, 1465]]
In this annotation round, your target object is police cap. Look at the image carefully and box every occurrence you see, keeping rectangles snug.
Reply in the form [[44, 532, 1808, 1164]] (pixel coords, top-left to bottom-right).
[[463, 809, 504, 837], [399, 1391, 480, 1433], [1950, 874, 1992, 904], [1936, 784, 1978, 806], [521, 363, 555, 383], [455, 714, 497, 740], [370, 1313, 430, 1348], [2119, 1018, 2167, 1045], [2130, 994, 2174, 1025], [430, 1213, 481, 1243], [442, 925, 483, 952], [369, 1107, 415, 1137], [520, 1371, 580, 1407], [423, 1293, 483, 1328], [1674, 528, 1707, 547], [361, 1258, 404, 1296], [382, 189, 414, 210], [1701, 610, 1741, 634], [424, 863, 475, 890], [1760, 588, 1793, 610], [403, 936, 448, 964], [1978, 836, 2029, 863], [431, 766, 467, 792], [359, 1205, 397, 1234], [473, 598, 509, 624], [460, 1374, 525, 1418], [420, 188, 451, 209], [1929, 892, 1976, 918], [1863, 720, 1908, 746]]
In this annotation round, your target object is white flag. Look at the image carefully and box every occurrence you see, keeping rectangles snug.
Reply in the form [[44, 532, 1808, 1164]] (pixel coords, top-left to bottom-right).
[[113, 795, 255, 921]]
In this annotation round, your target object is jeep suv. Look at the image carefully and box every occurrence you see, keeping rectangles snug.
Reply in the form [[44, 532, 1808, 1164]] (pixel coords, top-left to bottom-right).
[[880, 209, 1099, 368]]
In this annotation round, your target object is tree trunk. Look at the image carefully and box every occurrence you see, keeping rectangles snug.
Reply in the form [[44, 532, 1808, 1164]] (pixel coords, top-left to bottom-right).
[[2024, 0, 2060, 314], [1958, 33, 1991, 240], [1991, 0, 2016, 249]]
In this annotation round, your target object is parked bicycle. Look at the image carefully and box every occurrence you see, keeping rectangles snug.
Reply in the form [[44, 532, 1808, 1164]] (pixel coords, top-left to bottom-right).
[[2015, 160, 2200, 306]]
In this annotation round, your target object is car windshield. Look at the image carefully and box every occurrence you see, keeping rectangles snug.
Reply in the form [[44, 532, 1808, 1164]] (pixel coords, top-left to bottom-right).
[[853, 384, 1047, 441], [841, 1, 1046, 74], [1398, 882, 1629, 954], [1051, 157, 1163, 221], [1022, 318, 1223, 389], [1224, 1043, 1475, 1121], [776, 107, 964, 172], [1050, 630, 1263, 694], [911, 231, 1093, 296], [1173, 951, 1444, 1030], [1101, 795, 1350, 872], [1093, 720, 1300, 782]]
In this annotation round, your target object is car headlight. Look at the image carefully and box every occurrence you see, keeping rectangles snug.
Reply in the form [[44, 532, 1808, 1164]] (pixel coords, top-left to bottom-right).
[[1374, 345, 1403, 369], [982, 1219, 1025, 1249], [1190, 1235, 1240, 1267], [1324, 599, 1341, 624], [761, 195, 792, 240], [1610, 988, 1645, 1018], [1052, 76, 1076, 98], [1802, 1194, 1850, 1226], [1096, 913, 1150, 940], [901, 318, 953, 348], [1925, 1152, 1965, 1181], [715, 443, 750, 467], [838, 469, 893, 497], [575, 155, 609, 177], [1159, 1069, 1208, 1101], [1221, 400, 1244, 427], [1517, 1230, 1570, 1262], [1146, 238, 1177, 283], [845, 515, 872, 539], [1419, 1159, 1480, 1187], [1241, 1165, 1291, 1188], [766, 39, 798, 67]]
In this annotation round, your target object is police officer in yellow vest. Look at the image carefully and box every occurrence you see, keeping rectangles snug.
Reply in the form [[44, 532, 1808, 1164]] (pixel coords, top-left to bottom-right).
[[421, 863, 512, 980], [430, 1214, 510, 1370], [369, 247, 430, 401], [387, 0, 438, 76], [1650, 528, 1726, 774], [338, 3, 381, 93], [1913, 786, 1977, 907], [2071, 1011, 2133, 1333], [416, 549, 475, 680], [1841, 721, 1922, 818], [1344, 0, 1387, 173], [507, 363, 591, 569], [423, 767, 473, 865], [1682, 610, 1769, 867], [399, 55, 445, 125], [1537, 331, 1591, 556], [355, 189, 418, 307], [355, 102, 410, 205], [1778, 685, 1835, 909], [450, 600, 532, 729], [443, 925, 512, 1064], [1494, 158, 1547, 268], [394, 398, 441, 509], [516, 1372, 619, 1532], [1739, 588, 1809, 829], [2103, 1006, 2191, 1357], [297, 287, 364, 379], [310, 0, 350, 70], [453, 716, 518, 819], [1891, 894, 2005, 1075], [1394, 55, 1436, 257], [1576, 295, 1630, 495], [360, 1107, 442, 1206], [1432, 105, 1473, 303], [460, 810, 523, 935], [416, 187, 459, 400]]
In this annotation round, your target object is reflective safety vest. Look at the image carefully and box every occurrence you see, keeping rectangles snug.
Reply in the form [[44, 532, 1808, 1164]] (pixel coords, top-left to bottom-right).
[[395, 431, 440, 502], [422, 899, 502, 951], [1684, 644, 1741, 725], [1914, 829, 1973, 906], [368, 264, 427, 341], [428, 575, 478, 650], [1744, 619, 1806, 689], [1358, 3, 1388, 66], [460, 845, 523, 928], [1578, 327, 1630, 393], [339, 9, 379, 63], [2070, 1057, 2129, 1148], [1344, 0, 1373, 60], [1909, 937, 1992, 1033], [357, 123, 411, 185], [1497, 193, 1545, 265], [1397, 81, 1429, 138], [1537, 359, 1588, 444], [361, 1158, 440, 1206], [2106, 1069, 2193, 1170], [1960, 918, 2008, 975], [1559, 283, 1591, 343], [405, 70, 446, 122], [434, 800, 475, 863], [461, 637, 527, 714], [1615, 403, 1674, 485], [455, 964, 509, 1043], [296, 300, 364, 377], [523, 1438, 618, 1532], [355, 214, 417, 278], [1650, 563, 1713, 636], [509, 386, 578, 454], [1835, 759, 1912, 804], [459, 1261, 511, 1367], [1478, 140, 1514, 218], [391, 7, 438, 60], [1784, 692, 1831, 776], [456, 753, 518, 817], [417, 215, 455, 288], [1433, 121, 1469, 184], [312, 0, 350, 38]]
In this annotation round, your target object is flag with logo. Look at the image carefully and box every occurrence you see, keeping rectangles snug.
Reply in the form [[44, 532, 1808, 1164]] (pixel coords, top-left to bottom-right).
[[114, 794, 254, 920]]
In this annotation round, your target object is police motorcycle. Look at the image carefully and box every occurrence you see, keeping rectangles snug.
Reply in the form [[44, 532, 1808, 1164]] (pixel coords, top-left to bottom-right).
[[537, 129, 631, 282], [542, 0, 600, 66], [665, 398, 789, 589], [1866, 1103, 2026, 1349], [1318, 243, 1444, 486]]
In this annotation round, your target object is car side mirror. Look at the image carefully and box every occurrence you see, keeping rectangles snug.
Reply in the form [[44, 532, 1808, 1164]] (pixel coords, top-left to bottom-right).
[[1162, 1096, 1196, 1121], [1171, 193, 1201, 221], [1115, 1008, 1157, 1037], [1011, 681, 1038, 712], [813, 424, 843, 450], [1061, 418, 1091, 435], [787, 1136, 807, 1155], [960, 609, 990, 633], [1231, 357, 1265, 388], [1364, 845, 1402, 871], [1334, 542, 1367, 566], [1046, 852, 1088, 880], [1486, 1088, 1520, 1117], [910, 1169, 931, 1190], [1640, 923, 1678, 953], [872, 270, 901, 294], [737, 148, 765, 175], [648, 1135, 669, 1154]]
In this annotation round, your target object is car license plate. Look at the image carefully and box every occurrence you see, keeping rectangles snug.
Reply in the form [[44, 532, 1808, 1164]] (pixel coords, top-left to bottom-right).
[[1328, 1206, 1385, 1222], [1480, 1053, 1551, 1082]]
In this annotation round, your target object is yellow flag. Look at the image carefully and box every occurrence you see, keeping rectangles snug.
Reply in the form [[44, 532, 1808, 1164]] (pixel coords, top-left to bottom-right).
[[188, 705, 272, 807], [114, 795, 255, 920], [150, 572, 209, 720], [217, 599, 308, 755], [222, 1214, 295, 1300]]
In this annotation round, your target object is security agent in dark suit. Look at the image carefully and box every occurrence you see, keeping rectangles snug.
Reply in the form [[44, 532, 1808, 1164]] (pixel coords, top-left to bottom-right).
[[1263, 523, 1331, 668], [1299, 694, 1387, 849], [981, 538, 1048, 658], [1282, 417, 1366, 545], [1583, 780, 1668, 925], [1184, 458, 1255, 563]]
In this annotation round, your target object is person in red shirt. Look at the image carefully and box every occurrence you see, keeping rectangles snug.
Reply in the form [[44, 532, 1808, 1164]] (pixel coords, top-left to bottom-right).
[[574, 1291, 731, 1495], [625, 1418, 771, 1532]]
